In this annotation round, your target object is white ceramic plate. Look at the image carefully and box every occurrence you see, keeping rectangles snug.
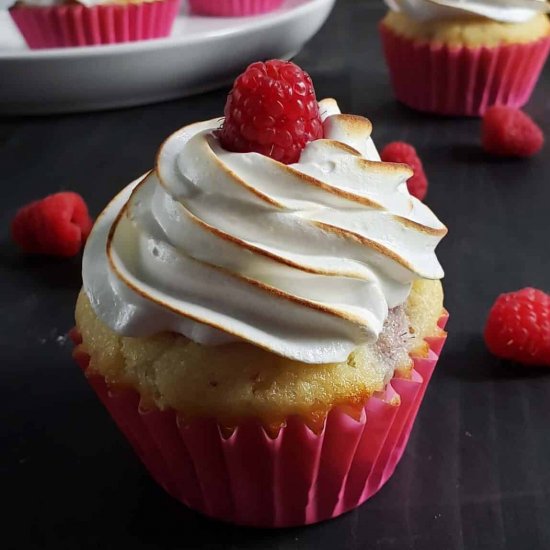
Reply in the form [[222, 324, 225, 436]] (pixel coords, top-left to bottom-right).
[[0, 0, 335, 115]]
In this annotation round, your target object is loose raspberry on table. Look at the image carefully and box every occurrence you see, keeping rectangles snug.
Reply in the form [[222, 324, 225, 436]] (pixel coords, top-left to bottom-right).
[[11, 192, 93, 257], [218, 59, 323, 164], [380, 141, 428, 200], [482, 106, 544, 158], [484, 287, 550, 367]]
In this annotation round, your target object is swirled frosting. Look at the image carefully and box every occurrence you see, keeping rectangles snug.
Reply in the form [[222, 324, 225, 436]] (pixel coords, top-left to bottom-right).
[[384, 0, 549, 23], [83, 99, 446, 364]]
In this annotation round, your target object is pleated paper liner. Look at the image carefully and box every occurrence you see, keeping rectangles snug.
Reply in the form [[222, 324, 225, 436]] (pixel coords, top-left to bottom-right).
[[379, 23, 550, 117], [188, 0, 283, 17], [10, 0, 181, 49], [71, 312, 448, 527]]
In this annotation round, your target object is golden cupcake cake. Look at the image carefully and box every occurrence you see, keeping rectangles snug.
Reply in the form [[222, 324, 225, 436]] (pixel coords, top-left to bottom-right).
[[73, 60, 448, 527]]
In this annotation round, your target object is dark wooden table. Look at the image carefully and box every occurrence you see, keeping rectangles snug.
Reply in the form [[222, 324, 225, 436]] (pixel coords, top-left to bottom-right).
[[2, 1, 550, 548]]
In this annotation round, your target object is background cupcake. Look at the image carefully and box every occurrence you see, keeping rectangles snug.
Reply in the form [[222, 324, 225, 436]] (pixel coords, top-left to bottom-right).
[[188, 0, 283, 17], [73, 60, 448, 527], [9, 0, 181, 49], [379, 0, 550, 116]]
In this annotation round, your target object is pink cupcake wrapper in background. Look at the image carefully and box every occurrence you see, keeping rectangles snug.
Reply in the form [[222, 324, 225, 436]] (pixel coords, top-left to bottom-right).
[[379, 23, 550, 117], [9, 0, 181, 49], [188, 0, 283, 17], [71, 312, 448, 528]]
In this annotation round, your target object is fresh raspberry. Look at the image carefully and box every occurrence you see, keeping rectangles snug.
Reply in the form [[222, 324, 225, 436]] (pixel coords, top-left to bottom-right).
[[218, 59, 323, 164], [11, 192, 93, 257], [484, 287, 550, 366], [380, 141, 428, 200], [482, 106, 544, 158]]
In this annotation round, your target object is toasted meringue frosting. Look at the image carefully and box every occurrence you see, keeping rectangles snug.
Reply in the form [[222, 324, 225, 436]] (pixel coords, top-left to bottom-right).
[[384, 0, 549, 23], [82, 99, 446, 364]]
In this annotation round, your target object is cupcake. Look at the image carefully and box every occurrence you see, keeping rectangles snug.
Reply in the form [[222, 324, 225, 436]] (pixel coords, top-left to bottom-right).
[[188, 0, 282, 17], [8, 0, 181, 49], [72, 60, 448, 527], [379, 0, 550, 116]]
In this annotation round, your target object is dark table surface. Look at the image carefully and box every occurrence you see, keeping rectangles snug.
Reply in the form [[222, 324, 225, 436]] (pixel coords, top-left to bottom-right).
[[2, 1, 550, 548]]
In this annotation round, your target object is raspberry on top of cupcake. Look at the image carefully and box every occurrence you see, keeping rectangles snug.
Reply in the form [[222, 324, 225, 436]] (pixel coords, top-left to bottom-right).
[[219, 60, 324, 164], [76, 59, 447, 426]]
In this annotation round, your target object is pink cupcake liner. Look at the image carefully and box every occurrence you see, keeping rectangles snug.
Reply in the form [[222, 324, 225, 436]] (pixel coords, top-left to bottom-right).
[[71, 312, 448, 527], [379, 23, 550, 117], [9, 0, 181, 49], [188, 0, 283, 17]]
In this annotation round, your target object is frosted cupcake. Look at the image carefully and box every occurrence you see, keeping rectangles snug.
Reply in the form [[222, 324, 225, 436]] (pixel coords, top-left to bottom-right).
[[188, 0, 283, 17], [380, 0, 550, 116], [8, 0, 181, 49], [72, 60, 448, 527]]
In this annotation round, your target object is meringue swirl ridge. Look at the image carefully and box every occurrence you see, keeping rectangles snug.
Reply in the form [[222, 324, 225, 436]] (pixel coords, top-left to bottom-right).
[[83, 99, 446, 364]]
